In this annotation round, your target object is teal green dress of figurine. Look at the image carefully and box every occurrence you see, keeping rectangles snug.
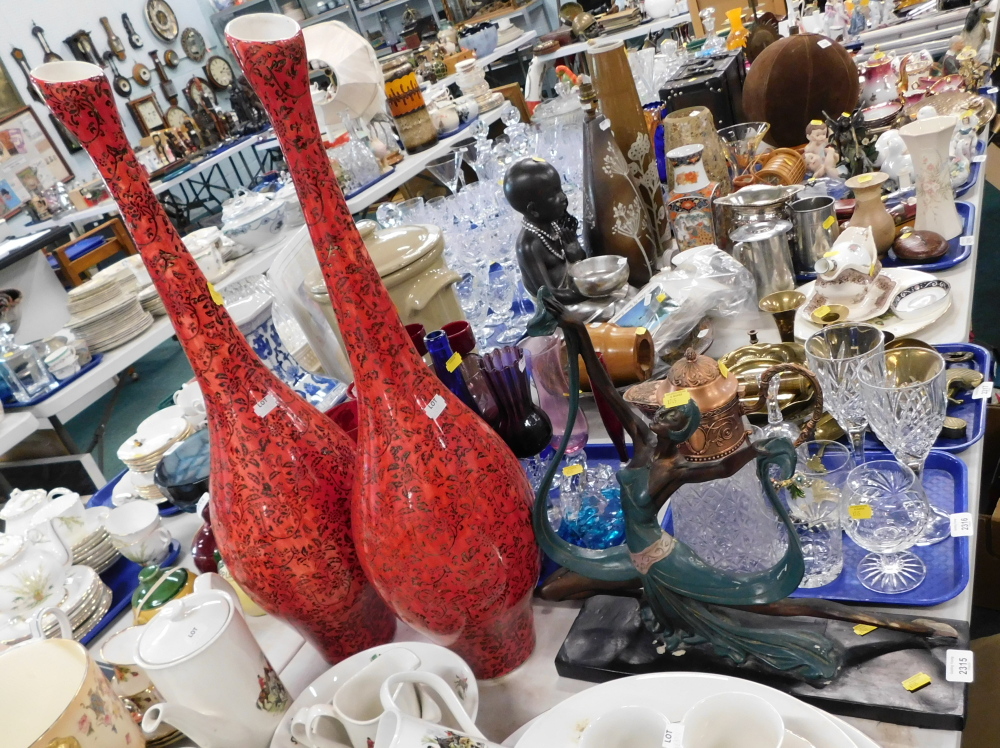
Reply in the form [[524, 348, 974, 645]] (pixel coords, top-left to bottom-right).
[[528, 288, 840, 683]]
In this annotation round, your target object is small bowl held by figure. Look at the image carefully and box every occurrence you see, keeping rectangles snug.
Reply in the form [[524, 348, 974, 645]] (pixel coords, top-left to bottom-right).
[[892, 229, 948, 263], [569, 256, 630, 298], [154, 428, 210, 512]]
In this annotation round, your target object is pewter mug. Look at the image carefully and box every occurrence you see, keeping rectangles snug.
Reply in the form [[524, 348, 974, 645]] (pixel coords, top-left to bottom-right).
[[789, 196, 840, 273]]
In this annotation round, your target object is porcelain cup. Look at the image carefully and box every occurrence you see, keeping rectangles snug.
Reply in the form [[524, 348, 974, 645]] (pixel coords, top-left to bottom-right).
[[29, 490, 90, 547], [104, 501, 172, 564], [291, 648, 424, 748], [373, 671, 499, 748], [174, 381, 207, 425], [681, 692, 784, 748], [579, 706, 673, 748], [192, 244, 225, 282], [0, 606, 143, 748]]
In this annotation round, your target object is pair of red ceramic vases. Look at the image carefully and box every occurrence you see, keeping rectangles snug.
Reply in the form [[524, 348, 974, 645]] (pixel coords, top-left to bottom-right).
[[33, 13, 538, 679]]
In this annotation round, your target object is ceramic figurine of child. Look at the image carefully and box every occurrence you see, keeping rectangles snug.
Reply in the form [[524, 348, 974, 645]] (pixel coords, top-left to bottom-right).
[[504, 158, 588, 302], [804, 121, 840, 178]]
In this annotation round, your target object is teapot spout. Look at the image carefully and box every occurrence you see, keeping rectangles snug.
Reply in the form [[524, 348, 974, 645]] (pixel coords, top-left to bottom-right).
[[143, 703, 263, 748]]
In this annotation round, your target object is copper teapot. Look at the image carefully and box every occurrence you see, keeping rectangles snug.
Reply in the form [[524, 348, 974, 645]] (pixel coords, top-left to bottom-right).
[[625, 348, 823, 461]]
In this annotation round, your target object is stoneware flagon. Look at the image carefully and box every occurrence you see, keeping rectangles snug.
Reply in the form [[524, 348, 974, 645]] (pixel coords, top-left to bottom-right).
[[31, 60, 395, 664], [226, 14, 540, 679]]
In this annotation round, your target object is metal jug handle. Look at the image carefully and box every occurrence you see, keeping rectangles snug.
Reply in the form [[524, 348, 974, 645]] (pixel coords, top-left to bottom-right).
[[747, 363, 825, 445]]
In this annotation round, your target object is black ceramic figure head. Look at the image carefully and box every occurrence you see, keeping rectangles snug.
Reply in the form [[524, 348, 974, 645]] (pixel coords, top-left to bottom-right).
[[504, 158, 587, 302]]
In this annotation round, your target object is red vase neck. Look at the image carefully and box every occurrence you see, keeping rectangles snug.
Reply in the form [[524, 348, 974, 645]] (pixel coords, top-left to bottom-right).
[[227, 33, 433, 405]]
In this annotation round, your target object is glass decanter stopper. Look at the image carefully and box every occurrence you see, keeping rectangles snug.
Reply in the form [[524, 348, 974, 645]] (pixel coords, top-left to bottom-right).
[[759, 374, 800, 443], [0, 323, 56, 402], [700, 9, 727, 53]]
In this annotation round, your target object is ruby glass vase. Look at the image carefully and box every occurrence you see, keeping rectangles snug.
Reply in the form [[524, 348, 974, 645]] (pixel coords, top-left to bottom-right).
[[32, 60, 395, 663], [226, 14, 539, 679]]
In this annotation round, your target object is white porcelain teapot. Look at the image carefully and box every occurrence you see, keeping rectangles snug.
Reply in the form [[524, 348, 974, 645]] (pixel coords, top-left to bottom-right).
[[0, 488, 50, 535], [136, 574, 291, 748], [813, 226, 879, 306]]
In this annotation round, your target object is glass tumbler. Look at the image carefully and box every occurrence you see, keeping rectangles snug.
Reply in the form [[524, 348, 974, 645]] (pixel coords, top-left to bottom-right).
[[786, 441, 854, 587]]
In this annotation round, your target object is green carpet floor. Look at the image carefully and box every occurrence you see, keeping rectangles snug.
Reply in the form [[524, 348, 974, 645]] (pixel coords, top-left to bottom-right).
[[64, 337, 193, 479], [971, 183, 1000, 351]]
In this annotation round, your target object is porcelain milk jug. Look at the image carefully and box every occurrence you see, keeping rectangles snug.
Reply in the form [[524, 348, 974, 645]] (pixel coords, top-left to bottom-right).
[[135, 577, 291, 748]]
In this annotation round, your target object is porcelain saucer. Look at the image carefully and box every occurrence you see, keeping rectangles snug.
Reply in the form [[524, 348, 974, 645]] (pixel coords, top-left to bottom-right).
[[0, 565, 100, 644], [511, 673, 857, 748], [795, 267, 950, 340], [269, 642, 479, 748]]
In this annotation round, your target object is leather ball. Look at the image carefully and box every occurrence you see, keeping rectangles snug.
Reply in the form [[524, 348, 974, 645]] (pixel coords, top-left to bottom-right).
[[743, 34, 860, 147]]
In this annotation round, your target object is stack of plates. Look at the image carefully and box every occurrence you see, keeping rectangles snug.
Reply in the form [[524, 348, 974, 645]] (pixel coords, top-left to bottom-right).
[[138, 286, 167, 317], [72, 526, 121, 573], [0, 566, 112, 646], [67, 277, 120, 317], [67, 295, 154, 353], [118, 419, 195, 502], [93, 259, 140, 296]]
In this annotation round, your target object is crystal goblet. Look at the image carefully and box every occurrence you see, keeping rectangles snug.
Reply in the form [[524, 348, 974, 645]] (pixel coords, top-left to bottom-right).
[[859, 347, 950, 545], [804, 322, 885, 463], [843, 459, 929, 593]]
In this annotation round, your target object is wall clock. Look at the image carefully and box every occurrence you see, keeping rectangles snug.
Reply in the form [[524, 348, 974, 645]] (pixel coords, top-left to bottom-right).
[[181, 28, 207, 63], [145, 0, 179, 43], [128, 93, 165, 136], [204, 55, 234, 90]]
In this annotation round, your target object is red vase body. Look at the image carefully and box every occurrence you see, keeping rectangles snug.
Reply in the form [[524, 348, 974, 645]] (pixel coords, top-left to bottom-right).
[[33, 62, 395, 662], [227, 15, 539, 679]]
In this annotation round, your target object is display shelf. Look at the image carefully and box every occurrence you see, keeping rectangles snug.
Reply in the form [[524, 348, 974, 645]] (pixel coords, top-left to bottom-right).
[[532, 13, 692, 63], [302, 3, 355, 26], [355, 0, 417, 17]]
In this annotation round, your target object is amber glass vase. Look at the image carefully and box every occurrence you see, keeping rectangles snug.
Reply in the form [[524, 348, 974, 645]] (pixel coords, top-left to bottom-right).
[[31, 60, 395, 663], [227, 14, 539, 679]]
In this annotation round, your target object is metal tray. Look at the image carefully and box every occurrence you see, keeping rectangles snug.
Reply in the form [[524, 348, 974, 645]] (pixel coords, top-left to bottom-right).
[[863, 342, 992, 453], [789, 450, 969, 607]]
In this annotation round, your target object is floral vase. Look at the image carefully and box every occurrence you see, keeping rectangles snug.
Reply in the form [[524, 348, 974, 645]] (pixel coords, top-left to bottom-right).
[[899, 116, 963, 241], [580, 80, 657, 287], [666, 144, 719, 250], [588, 39, 671, 261], [662, 106, 732, 193], [32, 60, 395, 662], [227, 14, 539, 679]]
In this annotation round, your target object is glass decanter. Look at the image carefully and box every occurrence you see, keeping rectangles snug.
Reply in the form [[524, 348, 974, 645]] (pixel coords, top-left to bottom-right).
[[481, 346, 551, 458], [0, 323, 57, 401]]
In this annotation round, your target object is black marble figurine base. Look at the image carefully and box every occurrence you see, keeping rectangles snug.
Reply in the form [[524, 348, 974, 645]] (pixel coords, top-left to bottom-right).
[[555, 596, 969, 730]]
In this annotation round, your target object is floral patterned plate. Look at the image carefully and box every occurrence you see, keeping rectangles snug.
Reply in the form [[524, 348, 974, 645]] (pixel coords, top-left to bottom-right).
[[269, 642, 479, 748]]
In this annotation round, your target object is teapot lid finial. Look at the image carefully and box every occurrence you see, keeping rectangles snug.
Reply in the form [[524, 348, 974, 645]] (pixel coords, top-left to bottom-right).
[[668, 348, 720, 388]]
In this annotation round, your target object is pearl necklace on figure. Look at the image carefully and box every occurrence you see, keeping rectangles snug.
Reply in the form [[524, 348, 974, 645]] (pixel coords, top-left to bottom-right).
[[522, 218, 566, 260]]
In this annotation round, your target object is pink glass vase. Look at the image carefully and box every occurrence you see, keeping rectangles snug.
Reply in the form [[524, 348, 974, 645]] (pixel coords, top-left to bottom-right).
[[32, 60, 395, 663], [226, 14, 539, 679]]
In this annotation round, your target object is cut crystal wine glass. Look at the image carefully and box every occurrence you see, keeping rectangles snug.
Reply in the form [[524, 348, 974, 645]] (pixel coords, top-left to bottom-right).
[[859, 347, 950, 545], [804, 322, 885, 463], [843, 459, 929, 593]]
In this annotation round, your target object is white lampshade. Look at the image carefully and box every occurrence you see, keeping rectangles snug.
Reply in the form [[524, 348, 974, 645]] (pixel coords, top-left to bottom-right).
[[303, 20, 385, 123]]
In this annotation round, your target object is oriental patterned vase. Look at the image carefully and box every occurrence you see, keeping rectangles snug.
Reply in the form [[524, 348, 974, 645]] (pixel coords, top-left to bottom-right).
[[32, 59, 395, 664], [226, 14, 539, 679]]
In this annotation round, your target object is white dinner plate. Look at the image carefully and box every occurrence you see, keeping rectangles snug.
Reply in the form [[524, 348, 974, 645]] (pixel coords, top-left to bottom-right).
[[269, 641, 480, 748], [512, 673, 858, 748]]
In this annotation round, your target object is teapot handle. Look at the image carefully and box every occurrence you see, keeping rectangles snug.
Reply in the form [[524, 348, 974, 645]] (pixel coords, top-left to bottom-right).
[[30, 606, 73, 640], [748, 363, 824, 445], [26, 519, 72, 567]]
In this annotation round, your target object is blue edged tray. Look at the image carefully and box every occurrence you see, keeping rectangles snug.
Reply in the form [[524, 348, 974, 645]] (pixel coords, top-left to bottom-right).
[[88, 469, 184, 517], [3, 354, 103, 408], [344, 167, 396, 200], [79, 539, 181, 645], [789, 450, 969, 607], [955, 139, 986, 198], [796, 201, 975, 281], [861, 343, 992, 453]]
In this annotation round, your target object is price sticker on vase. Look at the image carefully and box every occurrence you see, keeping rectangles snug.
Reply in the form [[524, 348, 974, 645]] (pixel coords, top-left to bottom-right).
[[946, 650, 974, 682], [950, 512, 974, 537], [424, 394, 446, 420], [253, 392, 278, 419], [849, 504, 873, 520]]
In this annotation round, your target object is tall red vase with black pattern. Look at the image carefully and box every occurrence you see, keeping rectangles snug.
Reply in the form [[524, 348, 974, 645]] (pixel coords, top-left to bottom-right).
[[32, 60, 395, 662], [227, 14, 539, 679]]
